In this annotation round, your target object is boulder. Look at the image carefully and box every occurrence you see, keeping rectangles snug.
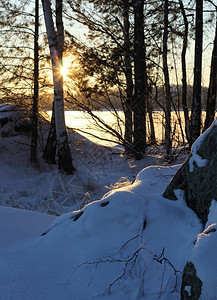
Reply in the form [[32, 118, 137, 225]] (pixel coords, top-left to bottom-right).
[[181, 262, 202, 299], [181, 218, 217, 299], [163, 120, 217, 225]]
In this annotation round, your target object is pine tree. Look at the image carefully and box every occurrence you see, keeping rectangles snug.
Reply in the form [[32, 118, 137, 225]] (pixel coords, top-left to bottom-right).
[[190, 0, 203, 146], [163, 0, 172, 156], [132, 0, 147, 156], [204, 3, 217, 131], [179, 0, 190, 144]]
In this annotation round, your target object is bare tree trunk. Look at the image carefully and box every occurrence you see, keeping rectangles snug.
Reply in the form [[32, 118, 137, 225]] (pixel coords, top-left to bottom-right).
[[56, 0, 64, 60], [43, 103, 57, 164], [163, 0, 172, 156], [30, 0, 39, 164], [133, 0, 147, 157], [55, 0, 75, 173], [41, 0, 75, 174], [190, 0, 203, 146], [179, 0, 190, 144], [123, 0, 134, 152], [147, 98, 156, 144], [204, 8, 217, 131]]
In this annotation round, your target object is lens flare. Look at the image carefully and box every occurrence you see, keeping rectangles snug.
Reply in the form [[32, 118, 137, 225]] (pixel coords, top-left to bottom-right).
[[61, 65, 69, 76]]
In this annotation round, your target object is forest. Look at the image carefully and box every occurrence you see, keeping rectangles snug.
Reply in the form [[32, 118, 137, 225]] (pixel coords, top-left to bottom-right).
[[0, 0, 217, 169], [0, 0, 217, 299]]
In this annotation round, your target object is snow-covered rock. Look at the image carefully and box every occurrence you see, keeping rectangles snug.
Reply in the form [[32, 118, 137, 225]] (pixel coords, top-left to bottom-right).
[[163, 120, 217, 299], [181, 200, 217, 299], [164, 119, 217, 225]]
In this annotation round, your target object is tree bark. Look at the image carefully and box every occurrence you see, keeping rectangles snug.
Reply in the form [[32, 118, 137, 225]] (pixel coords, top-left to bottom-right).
[[163, 0, 172, 156], [41, 0, 75, 174], [179, 0, 190, 144], [190, 0, 203, 146], [30, 0, 39, 164], [204, 9, 217, 131], [123, 0, 134, 152], [133, 0, 147, 157], [43, 103, 57, 164], [147, 98, 156, 144]]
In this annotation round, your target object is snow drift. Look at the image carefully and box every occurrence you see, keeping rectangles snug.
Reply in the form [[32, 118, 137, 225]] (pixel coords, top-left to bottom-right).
[[0, 166, 202, 299]]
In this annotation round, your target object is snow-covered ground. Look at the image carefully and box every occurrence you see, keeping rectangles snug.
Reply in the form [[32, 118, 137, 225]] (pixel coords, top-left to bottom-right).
[[0, 104, 178, 215], [0, 105, 214, 299]]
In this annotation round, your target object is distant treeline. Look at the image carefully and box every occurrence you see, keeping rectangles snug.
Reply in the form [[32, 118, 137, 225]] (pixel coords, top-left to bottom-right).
[[61, 85, 210, 111]]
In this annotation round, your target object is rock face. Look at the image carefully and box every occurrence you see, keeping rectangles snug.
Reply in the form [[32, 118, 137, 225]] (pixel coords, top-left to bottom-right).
[[181, 262, 202, 300], [163, 122, 217, 225]]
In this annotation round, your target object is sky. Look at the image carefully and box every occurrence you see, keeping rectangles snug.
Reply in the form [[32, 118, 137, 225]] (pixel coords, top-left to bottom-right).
[[0, 0, 216, 102]]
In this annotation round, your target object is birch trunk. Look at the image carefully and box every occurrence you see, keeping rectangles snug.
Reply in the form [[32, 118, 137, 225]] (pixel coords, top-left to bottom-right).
[[41, 0, 75, 174]]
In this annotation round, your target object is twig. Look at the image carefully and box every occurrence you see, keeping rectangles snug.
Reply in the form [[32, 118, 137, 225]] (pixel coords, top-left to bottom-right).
[[120, 233, 140, 250], [153, 248, 182, 295], [104, 246, 145, 294]]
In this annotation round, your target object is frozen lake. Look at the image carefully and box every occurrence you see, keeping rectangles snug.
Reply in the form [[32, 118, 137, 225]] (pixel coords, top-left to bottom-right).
[[46, 110, 208, 147]]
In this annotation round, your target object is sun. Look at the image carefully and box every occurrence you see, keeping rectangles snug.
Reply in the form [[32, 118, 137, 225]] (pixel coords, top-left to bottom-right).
[[61, 65, 69, 77]]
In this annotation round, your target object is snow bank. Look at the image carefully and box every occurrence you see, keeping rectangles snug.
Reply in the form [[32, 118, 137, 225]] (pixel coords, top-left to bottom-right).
[[0, 166, 201, 299], [187, 200, 217, 299], [0, 206, 55, 247], [0, 104, 204, 299]]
